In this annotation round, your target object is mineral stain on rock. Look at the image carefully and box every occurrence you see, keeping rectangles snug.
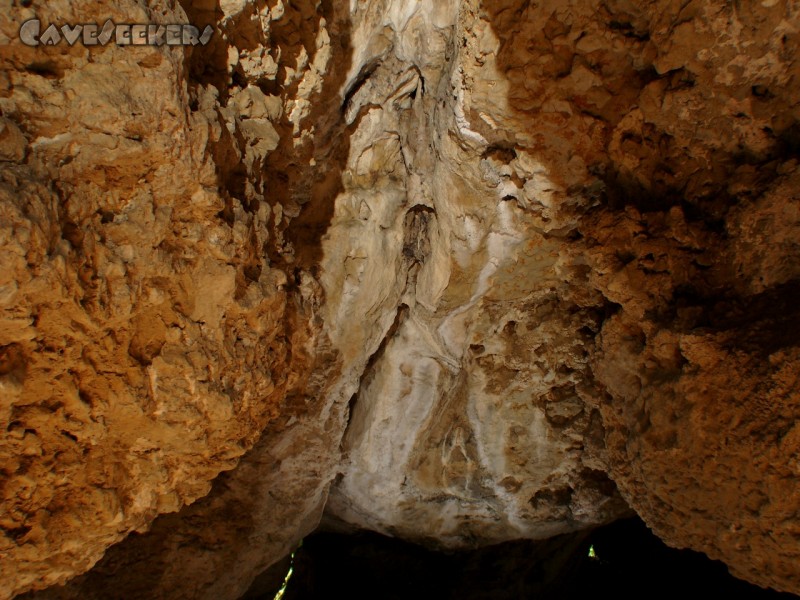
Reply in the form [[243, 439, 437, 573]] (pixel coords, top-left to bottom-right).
[[1, 0, 799, 598]]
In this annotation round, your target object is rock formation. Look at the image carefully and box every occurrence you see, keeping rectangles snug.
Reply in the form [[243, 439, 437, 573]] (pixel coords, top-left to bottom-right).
[[1, 0, 798, 598]]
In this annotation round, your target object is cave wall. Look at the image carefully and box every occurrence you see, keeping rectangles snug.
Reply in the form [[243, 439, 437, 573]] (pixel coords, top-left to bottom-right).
[[1, 0, 338, 596], [1, 0, 798, 598]]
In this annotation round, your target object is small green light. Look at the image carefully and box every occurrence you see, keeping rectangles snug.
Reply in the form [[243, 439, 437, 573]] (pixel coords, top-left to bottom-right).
[[588, 545, 596, 559], [274, 550, 297, 600]]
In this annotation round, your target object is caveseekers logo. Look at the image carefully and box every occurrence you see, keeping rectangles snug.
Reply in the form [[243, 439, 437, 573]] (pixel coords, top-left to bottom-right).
[[19, 18, 214, 47]]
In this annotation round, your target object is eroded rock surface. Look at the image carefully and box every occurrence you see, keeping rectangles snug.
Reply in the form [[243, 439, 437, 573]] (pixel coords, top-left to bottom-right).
[[1, 0, 799, 598], [322, 0, 628, 545], [0, 0, 331, 596]]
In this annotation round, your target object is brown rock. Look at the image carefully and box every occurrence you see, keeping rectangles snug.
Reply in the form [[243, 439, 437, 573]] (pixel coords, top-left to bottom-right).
[[1, 0, 799, 597]]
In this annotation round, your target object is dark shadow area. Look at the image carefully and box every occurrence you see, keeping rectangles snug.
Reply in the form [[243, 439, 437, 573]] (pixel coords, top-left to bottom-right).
[[248, 527, 588, 600], [248, 518, 800, 600], [575, 518, 799, 600], [259, 0, 353, 274], [666, 280, 800, 355], [178, 0, 352, 280]]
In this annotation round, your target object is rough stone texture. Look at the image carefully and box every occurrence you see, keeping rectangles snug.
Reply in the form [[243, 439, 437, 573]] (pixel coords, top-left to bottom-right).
[[451, 0, 800, 592], [0, 0, 324, 596], [465, 0, 800, 592], [2, 0, 800, 598], [322, 0, 629, 546]]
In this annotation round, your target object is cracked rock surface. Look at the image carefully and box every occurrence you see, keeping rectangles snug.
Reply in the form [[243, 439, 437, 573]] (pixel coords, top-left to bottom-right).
[[1, 0, 799, 598]]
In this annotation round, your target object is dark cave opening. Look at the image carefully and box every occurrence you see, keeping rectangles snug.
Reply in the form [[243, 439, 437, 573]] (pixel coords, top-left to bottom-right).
[[244, 517, 799, 600]]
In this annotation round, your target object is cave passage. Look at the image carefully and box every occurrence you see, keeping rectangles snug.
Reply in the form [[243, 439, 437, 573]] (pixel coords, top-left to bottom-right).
[[245, 517, 800, 600]]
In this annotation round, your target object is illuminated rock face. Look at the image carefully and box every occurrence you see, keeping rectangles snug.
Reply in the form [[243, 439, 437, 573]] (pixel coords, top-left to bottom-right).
[[319, 2, 628, 546], [2, 0, 799, 598]]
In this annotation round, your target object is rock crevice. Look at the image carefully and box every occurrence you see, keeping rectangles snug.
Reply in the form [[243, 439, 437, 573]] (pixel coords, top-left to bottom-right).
[[1, 0, 799, 598]]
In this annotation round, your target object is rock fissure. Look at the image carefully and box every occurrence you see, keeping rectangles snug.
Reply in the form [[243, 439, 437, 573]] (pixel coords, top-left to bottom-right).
[[2, 0, 799, 597]]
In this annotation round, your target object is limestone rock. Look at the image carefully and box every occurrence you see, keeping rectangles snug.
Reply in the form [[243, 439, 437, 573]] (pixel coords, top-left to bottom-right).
[[2, 0, 799, 598], [0, 0, 315, 596]]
